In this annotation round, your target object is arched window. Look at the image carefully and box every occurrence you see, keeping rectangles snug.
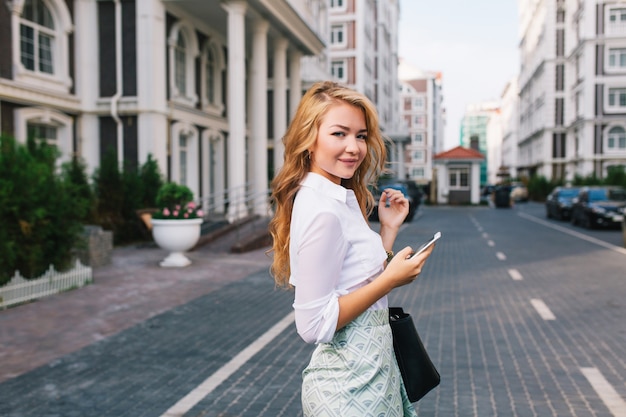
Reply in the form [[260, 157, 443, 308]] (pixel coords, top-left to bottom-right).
[[174, 33, 187, 95], [12, 0, 72, 91], [200, 41, 225, 115], [170, 122, 199, 196], [20, 0, 55, 74], [205, 47, 215, 103], [15, 107, 74, 165], [606, 125, 626, 151], [168, 22, 199, 107]]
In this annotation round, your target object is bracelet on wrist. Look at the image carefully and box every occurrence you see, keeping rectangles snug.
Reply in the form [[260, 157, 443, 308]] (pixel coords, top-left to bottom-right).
[[386, 250, 394, 263]]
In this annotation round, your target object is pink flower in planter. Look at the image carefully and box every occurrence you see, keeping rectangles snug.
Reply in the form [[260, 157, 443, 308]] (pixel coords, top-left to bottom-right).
[[196, 210, 204, 217], [163, 208, 171, 216]]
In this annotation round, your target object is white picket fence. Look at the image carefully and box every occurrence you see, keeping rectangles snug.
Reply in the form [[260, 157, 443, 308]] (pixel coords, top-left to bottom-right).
[[0, 260, 93, 309]]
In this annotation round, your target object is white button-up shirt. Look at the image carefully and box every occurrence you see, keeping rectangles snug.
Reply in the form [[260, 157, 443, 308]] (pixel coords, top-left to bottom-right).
[[289, 172, 388, 344]]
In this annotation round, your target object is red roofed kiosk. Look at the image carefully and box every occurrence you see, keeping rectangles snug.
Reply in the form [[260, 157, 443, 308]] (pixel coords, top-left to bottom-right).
[[433, 146, 485, 205]]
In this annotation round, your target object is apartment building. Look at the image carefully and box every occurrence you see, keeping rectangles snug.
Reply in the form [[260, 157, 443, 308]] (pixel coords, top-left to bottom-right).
[[398, 59, 445, 185], [0, 0, 325, 221], [327, 0, 408, 176], [518, 0, 626, 182]]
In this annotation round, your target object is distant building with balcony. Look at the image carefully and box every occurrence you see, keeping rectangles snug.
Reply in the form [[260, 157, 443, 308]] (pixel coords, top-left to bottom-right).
[[398, 59, 445, 185], [328, 0, 407, 177]]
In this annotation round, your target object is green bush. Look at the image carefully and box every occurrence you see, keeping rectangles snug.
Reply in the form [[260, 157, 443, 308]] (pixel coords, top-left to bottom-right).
[[92, 151, 164, 244], [155, 182, 194, 208], [139, 154, 164, 208], [61, 156, 96, 224], [0, 135, 85, 282], [527, 175, 557, 202]]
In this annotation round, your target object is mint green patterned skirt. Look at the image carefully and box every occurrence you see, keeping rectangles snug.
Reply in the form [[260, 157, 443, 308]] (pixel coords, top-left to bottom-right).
[[301, 309, 417, 417]]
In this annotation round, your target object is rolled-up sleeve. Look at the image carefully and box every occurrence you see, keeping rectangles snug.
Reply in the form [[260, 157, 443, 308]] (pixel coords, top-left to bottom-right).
[[291, 212, 348, 344]]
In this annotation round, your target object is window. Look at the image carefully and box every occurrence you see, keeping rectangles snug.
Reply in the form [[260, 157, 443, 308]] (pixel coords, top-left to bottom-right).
[[15, 107, 73, 165], [412, 168, 424, 178], [609, 8, 626, 24], [331, 60, 346, 82], [608, 48, 626, 70], [414, 115, 424, 126], [13, 0, 72, 92], [414, 97, 424, 109], [27, 123, 57, 146], [555, 64, 564, 91], [449, 167, 469, 190], [413, 150, 423, 161], [179, 133, 188, 186], [607, 87, 626, 110], [174, 34, 187, 95], [330, 0, 346, 10], [330, 24, 346, 46], [201, 42, 224, 115], [413, 133, 423, 144], [606, 126, 626, 151], [20, 0, 55, 74], [168, 22, 199, 106], [556, 29, 564, 57], [555, 98, 564, 126], [607, 8, 626, 36], [170, 123, 199, 196]]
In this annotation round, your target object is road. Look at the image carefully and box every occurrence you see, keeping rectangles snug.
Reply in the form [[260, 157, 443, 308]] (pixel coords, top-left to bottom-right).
[[1, 202, 625, 416]]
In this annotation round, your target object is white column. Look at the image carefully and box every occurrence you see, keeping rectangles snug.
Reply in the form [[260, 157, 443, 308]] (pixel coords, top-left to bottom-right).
[[136, 0, 168, 172], [250, 20, 270, 216], [289, 50, 302, 119], [273, 37, 288, 173], [223, 1, 248, 221], [73, 0, 100, 173]]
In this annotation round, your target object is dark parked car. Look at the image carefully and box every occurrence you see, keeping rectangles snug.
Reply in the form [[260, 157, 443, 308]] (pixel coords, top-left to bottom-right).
[[570, 186, 626, 229], [545, 186, 580, 220], [368, 180, 419, 223]]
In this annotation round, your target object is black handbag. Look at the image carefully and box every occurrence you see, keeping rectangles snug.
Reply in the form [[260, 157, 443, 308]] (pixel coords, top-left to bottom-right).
[[389, 307, 440, 402]]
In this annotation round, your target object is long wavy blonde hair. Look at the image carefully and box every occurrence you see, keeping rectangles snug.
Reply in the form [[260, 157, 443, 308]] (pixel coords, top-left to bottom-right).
[[268, 81, 387, 288]]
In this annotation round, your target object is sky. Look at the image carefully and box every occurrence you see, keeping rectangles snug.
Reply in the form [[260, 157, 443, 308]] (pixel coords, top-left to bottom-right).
[[398, 0, 520, 149]]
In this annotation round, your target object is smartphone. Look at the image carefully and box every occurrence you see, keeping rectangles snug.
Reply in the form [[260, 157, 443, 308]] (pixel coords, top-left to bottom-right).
[[410, 231, 441, 258]]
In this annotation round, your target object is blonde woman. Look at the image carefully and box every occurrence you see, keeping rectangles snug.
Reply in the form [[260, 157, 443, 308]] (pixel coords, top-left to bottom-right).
[[269, 81, 433, 416]]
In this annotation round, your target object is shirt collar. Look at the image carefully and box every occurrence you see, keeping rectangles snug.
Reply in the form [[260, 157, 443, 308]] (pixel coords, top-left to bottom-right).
[[301, 172, 348, 202]]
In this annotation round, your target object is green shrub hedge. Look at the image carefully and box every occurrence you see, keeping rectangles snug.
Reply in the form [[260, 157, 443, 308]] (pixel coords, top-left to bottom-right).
[[0, 135, 164, 284]]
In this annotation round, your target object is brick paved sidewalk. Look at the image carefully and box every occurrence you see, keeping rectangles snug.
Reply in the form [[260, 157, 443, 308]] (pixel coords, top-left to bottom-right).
[[0, 235, 273, 384]]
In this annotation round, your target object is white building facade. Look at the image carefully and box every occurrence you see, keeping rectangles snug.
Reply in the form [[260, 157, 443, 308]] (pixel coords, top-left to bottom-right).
[[1, 0, 326, 222], [518, 0, 626, 182]]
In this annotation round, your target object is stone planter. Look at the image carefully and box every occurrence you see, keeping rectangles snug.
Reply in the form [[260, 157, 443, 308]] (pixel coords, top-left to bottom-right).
[[151, 218, 203, 267]]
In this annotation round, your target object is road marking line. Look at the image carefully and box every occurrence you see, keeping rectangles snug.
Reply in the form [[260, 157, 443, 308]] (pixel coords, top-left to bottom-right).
[[482, 232, 489, 239], [530, 298, 556, 320], [160, 312, 295, 417], [487, 240, 495, 247], [508, 269, 523, 281], [580, 367, 626, 417], [518, 212, 626, 255], [496, 252, 507, 260]]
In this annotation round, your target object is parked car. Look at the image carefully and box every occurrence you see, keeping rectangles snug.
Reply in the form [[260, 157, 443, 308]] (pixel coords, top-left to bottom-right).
[[570, 186, 626, 229], [510, 182, 529, 202], [369, 180, 418, 223], [480, 184, 495, 204], [545, 186, 581, 220]]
